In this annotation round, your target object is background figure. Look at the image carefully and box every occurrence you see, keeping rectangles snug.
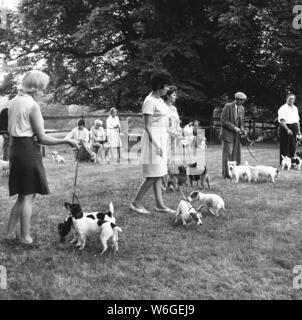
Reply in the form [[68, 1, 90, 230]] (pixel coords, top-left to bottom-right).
[[6, 70, 78, 245], [182, 121, 194, 163], [65, 119, 95, 162], [192, 120, 200, 156], [0, 107, 9, 160], [278, 94, 301, 164], [164, 86, 181, 164], [220, 92, 247, 178], [106, 107, 122, 163], [130, 71, 175, 215], [90, 119, 109, 163]]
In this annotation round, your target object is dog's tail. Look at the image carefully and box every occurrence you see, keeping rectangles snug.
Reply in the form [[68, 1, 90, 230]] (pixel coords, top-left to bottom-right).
[[201, 166, 207, 175], [109, 202, 114, 215], [245, 160, 250, 167]]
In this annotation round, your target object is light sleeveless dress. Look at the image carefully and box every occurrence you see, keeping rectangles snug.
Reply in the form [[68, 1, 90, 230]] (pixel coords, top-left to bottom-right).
[[141, 93, 169, 178]]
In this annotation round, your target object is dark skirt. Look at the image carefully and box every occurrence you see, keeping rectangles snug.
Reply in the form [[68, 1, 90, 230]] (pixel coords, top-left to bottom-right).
[[279, 123, 299, 164], [9, 137, 50, 196]]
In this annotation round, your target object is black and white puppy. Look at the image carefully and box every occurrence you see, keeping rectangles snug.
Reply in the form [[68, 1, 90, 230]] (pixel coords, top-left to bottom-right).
[[58, 202, 122, 253], [291, 156, 301, 170], [187, 191, 225, 216]]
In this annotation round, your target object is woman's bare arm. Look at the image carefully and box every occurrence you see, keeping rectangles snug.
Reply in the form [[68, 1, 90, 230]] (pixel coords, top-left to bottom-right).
[[30, 103, 78, 147]]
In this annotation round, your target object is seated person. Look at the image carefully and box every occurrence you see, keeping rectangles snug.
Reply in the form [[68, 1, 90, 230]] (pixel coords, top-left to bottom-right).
[[90, 119, 109, 162], [65, 119, 96, 162]]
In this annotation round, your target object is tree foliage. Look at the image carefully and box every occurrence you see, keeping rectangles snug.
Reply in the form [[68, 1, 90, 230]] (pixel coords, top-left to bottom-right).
[[1, 0, 302, 120]]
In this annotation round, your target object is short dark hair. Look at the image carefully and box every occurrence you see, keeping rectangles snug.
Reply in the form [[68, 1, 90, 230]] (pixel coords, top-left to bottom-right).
[[151, 71, 172, 91], [78, 119, 85, 126], [163, 85, 177, 101]]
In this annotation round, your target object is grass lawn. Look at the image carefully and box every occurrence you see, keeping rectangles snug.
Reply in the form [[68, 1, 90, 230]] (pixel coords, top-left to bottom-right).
[[1, 143, 302, 300]]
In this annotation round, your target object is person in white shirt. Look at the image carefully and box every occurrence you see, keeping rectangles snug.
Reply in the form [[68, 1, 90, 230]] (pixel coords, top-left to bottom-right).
[[65, 119, 95, 162], [181, 121, 195, 161], [278, 94, 302, 164]]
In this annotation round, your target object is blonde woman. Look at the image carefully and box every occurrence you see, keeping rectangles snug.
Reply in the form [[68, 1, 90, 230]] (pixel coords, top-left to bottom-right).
[[5, 70, 78, 245], [106, 107, 122, 163]]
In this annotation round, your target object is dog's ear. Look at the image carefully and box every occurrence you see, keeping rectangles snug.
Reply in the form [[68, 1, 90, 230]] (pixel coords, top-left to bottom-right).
[[64, 202, 71, 210]]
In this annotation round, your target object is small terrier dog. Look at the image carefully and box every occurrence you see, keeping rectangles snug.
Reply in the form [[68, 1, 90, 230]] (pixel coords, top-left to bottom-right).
[[281, 155, 291, 170], [0, 159, 9, 175], [51, 151, 65, 163], [227, 161, 251, 183], [166, 165, 188, 191], [187, 191, 225, 217], [187, 164, 210, 189], [245, 161, 258, 182], [175, 199, 202, 226], [58, 202, 122, 254], [246, 161, 279, 183], [291, 156, 301, 171]]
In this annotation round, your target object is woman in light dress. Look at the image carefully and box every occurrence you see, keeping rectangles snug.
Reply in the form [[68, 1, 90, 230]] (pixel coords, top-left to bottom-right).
[[164, 86, 182, 163], [106, 107, 122, 163], [130, 71, 175, 214]]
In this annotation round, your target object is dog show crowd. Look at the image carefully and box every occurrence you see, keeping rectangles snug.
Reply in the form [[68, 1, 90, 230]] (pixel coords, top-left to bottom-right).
[[0, 69, 301, 252]]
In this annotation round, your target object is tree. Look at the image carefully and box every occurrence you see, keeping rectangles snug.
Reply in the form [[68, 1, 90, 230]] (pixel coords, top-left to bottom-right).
[[1, 0, 302, 121]]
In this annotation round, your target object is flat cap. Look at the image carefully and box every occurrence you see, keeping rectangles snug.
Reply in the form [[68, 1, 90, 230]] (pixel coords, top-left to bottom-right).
[[234, 92, 247, 100]]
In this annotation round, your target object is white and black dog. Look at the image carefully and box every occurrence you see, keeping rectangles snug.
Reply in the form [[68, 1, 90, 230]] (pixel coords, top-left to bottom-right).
[[281, 155, 291, 170], [58, 202, 122, 254], [291, 156, 301, 171], [174, 199, 202, 226], [187, 191, 225, 217]]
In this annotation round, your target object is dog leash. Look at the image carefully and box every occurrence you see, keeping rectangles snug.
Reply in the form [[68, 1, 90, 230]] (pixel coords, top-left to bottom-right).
[[177, 189, 194, 210], [240, 134, 258, 161], [72, 147, 82, 206]]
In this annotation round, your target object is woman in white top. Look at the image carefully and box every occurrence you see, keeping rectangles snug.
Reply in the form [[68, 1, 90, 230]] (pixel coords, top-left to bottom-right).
[[6, 70, 78, 245], [130, 71, 175, 214], [106, 108, 122, 163], [65, 119, 95, 162]]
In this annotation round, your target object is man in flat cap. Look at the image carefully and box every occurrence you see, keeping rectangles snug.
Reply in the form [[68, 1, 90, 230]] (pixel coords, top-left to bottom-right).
[[220, 92, 247, 178]]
